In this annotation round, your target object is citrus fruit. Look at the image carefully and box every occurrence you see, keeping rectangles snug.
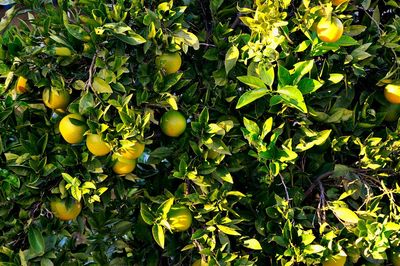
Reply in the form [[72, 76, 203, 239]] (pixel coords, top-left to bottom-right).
[[332, 0, 348, 6], [50, 198, 82, 221], [192, 259, 208, 266], [156, 52, 182, 74], [120, 141, 145, 159], [160, 110, 187, 137], [15, 76, 28, 94], [112, 153, 136, 175], [86, 133, 111, 156], [167, 205, 192, 232], [316, 17, 344, 43], [384, 83, 400, 104], [322, 254, 346, 266], [42, 88, 70, 110], [59, 114, 86, 144]]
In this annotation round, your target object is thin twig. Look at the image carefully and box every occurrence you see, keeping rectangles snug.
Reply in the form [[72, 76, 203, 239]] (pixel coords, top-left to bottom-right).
[[85, 53, 97, 91], [317, 181, 326, 224], [279, 173, 291, 204], [230, 13, 242, 29], [304, 171, 333, 199]]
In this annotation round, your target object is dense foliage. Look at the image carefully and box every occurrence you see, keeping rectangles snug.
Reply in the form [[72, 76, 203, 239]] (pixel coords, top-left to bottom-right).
[[0, 0, 400, 265]]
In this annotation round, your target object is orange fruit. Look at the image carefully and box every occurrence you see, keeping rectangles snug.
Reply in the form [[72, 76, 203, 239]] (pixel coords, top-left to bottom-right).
[[316, 17, 344, 43], [156, 53, 182, 74], [50, 198, 82, 221], [59, 114, 86, 144], [15, 76, 28, 94], [332, 0, 348, 6], [86, 134, 111, 156], [112, 153, 136, 175], [384, 83, 400, 104], [167, 205, 192, 232], [160, 110, 187, 137], [322, 254, 346, 266], [119, 141, 145, 159], [42, 88, 70, 110]]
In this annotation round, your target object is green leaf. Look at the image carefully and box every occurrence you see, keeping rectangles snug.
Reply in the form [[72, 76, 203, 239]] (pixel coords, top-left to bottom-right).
[[292, 60, 314, 85], [71, 186, 82, 202], [0, 6, 16, 32], [294, 40, 311, 52], [82, 181, 96, 190], [93, 77, 113, 94], [225, 46, 239, 74], [243, 117, 259, 135], [79, 91, 94, 114], [332, 207, 359, 224], [61, 173, 74, 184], [28, 227, 45, 256], [259, 64, 275, 87], [298, 78, 323, 94], [217, 225, 241, 236], [157, 198, 174, 218], [152, 224, 165, 249], [304, 244, 325, 254], [261, 117, 273, 140], [40, 258, 54, 266], [236, 88, 269, 109], [140, 203, 155, 225], [237, 76, 266, 89], [276, 85, 307, 113], [114, 32, 146, 45], [111, 221, 133, 235], [174, 29, 199, 50], [213, 167, 233, 183], [278, 65, 292, 86], [243, 239, 262, 250], [328, 73, 344, 84]]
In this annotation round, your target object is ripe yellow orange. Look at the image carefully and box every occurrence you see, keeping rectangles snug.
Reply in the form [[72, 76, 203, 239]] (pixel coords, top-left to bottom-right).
[[322, 254, 346, 266], [384, 83, 400, 104], [156, 53, 182, 74], [15, 76, 28, 94], [316, 17, 344, 43], [167, 205, 192, 232], [42, 88, 70, 110], [86, 134, 111, 156], [192, 259, 208, 266], [119, 141, 145, 160], [59, 114, 86, 144], [332, 0, 348, 6], [112, 153, 136, 175], [160, 110, 187, 137], [50, 199, 82, 221]]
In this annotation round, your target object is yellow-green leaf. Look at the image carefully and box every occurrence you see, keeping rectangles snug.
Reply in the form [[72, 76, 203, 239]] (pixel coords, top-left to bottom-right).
[[332, 207, 359, 224], [93, 77, 113, 94], [243, 239, 262, 250]]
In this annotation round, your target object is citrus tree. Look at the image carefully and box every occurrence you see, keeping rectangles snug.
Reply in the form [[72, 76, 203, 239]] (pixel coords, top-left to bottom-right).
[[0, 0, 400, 265]]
